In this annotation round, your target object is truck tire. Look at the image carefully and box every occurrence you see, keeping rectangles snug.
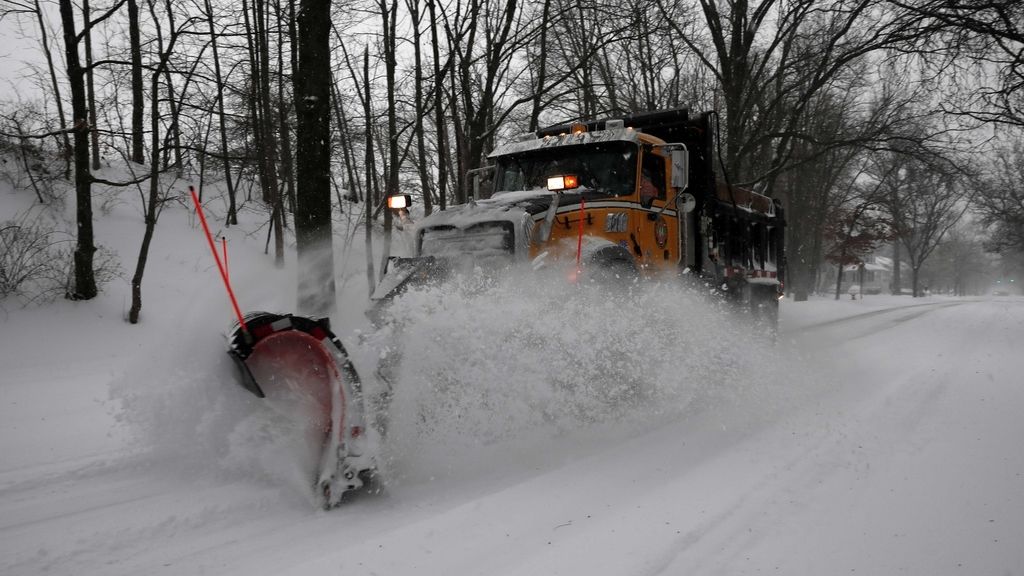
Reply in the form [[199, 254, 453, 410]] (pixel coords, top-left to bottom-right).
[[749, 284, 780, 338], [587, 244, 639, 285]]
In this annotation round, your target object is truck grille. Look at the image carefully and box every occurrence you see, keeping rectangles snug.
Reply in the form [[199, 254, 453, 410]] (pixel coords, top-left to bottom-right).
[[418, 221, 515, 263]]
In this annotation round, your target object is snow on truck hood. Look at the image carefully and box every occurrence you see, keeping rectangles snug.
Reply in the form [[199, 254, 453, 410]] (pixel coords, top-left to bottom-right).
[[415, 189, 553, 230], [415, 187, 625, 230], [411, 191, 552, 258]]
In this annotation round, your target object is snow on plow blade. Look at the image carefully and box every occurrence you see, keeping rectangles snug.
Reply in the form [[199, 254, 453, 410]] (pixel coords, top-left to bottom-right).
[[227, 312, 377, 508]]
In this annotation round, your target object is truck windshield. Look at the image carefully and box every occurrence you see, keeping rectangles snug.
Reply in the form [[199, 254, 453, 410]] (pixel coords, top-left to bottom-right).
[[494, 141, 638, 197]]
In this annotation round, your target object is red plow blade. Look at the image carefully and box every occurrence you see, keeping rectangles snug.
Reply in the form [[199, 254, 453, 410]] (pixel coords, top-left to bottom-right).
[[227, 312, 377, 507]]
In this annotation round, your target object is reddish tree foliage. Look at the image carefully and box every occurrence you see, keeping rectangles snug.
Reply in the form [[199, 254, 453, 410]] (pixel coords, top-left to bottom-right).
[[825, 205, 892, 268]]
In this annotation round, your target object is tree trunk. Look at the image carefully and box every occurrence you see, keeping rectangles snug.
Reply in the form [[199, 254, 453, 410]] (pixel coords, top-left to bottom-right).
[[242, 0, 265, 200], [528, 0, 552, 132], [129, 0, 185, 323], [34, 0, 72, 179], [257, 0, 285, 265], [407, 0, 432, 216], [59, 0, 97, 300], [891, 240, 902, 295], [331, 80, 361, 202], [129, 65, 165, 323], [83, 0, 101, 170], [834, 263, 844, 300], [448, 61, 466, 204], [293, 0, 335, 317], [245, 0, 285, 264], [204, 0, 237, 225], [427, 0, 447, 211], [276, 0, 296, 214], [378, 0, 397, 281], [363, 48, 376, 294], [160, 65, 183, 172], [127, 0, 145, 164]]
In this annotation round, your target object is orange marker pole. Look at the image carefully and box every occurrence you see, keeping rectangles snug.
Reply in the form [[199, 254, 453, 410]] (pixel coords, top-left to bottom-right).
[[190, 186, 248, 333], [576, 197, 585, 272], [221, 237, 229, 281]]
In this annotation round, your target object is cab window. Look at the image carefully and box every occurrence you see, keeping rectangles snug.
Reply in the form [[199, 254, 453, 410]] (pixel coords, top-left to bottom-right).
[[640, 152, 666, 205]]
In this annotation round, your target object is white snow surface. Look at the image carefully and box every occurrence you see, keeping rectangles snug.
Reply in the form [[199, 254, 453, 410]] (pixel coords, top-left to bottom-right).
[[2, 181, 1024, 576]]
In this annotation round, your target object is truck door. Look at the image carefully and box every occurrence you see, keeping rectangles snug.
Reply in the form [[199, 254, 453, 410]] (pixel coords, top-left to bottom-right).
[[634, 150, 678, 273]]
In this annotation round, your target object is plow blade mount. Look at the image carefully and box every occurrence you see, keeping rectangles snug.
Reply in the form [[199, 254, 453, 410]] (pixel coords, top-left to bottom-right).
[[371, 256, 451, 302], [368, 256, 451, 324], [227, 312, 377, 508]]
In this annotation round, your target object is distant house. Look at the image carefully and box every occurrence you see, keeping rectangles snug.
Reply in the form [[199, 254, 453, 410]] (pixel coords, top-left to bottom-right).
[[842, 255, 911, 295]]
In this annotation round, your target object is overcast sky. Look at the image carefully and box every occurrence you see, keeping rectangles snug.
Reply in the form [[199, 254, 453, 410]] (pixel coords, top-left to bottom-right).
[[1, 13, 49, 101]]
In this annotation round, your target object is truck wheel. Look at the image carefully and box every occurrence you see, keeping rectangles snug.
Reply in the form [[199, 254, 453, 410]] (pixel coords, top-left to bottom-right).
[[749, 285, 779, 338], [587, 244, 638, 285]]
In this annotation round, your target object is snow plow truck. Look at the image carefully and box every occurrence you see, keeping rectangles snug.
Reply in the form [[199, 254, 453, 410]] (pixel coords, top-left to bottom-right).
[[212, 108, 785, 509], [373, 107, 786, 323]]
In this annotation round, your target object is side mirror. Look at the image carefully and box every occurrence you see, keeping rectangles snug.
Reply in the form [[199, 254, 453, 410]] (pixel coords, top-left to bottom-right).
[[670, 147, 688, 190], [677, 192, 697, 213]]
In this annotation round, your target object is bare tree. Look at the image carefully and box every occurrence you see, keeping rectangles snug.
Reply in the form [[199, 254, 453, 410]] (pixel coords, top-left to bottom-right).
[[825, 197, 891, 300], [82, 0, 101, 169], [276, 0, 296, 215], [775, 89, 865, 300], [878, 153, 970, 297], [129, 0, 198, 323], [893, 0, 1024, 127], [362, 47, 377, 293], [243, 0, 285, 265], [377, 0, 399, 278], [21, 0, 74, 177], [0, 110, 61, 204], [126, 0, 144, 164], [426, 0, 449, 211], [201, 0, 238, 224], [976, 143, 1024, 254], [658, 0, 933, 186], [442, 0, 542, 201], [922, 224, 991, 296], [57, 0, 126, 300]]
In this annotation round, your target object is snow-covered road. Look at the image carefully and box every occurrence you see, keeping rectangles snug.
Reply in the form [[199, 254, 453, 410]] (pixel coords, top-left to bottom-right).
[[2, 296, 1023, 575]]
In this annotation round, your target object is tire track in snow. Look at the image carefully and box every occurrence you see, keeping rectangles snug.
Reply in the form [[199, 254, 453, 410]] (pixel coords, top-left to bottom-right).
[[644, 298, 986, 574], [795, 299, 965, 335]]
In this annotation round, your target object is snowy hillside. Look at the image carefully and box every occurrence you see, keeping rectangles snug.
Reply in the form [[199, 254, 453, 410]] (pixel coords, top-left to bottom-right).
[[2, 177, 1023, 575]]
